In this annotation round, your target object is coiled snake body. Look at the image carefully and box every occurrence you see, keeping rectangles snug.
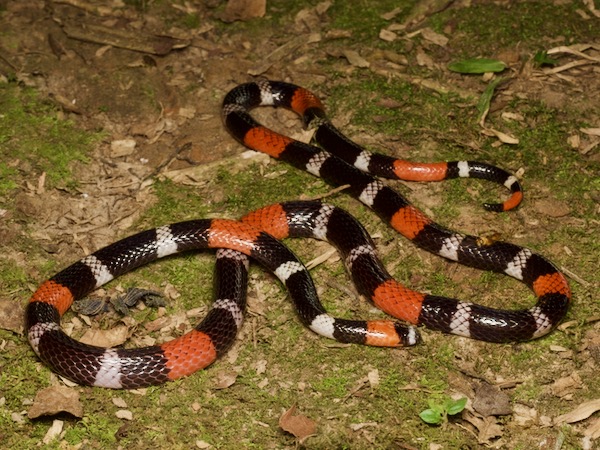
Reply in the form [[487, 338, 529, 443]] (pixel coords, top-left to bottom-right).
[[26, 80, 571, 388]]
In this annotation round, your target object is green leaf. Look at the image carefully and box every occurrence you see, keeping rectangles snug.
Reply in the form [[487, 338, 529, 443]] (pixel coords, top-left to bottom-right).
[[533, 50, 559, 67], [476, 76, 504, 122], [419, 408, 443, 424], [446, 397, 468, 416], [448, 58, 506, 74]]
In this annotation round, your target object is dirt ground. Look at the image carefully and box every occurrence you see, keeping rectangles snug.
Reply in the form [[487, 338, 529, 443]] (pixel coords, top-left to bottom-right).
[[1, 0, 599, 449]]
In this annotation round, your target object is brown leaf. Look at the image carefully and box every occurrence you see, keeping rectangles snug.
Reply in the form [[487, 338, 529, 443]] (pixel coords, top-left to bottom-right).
[[472, 383, 512, 416], [0, 298, 25, 334], [555, 398, 600, 425], [343, 50, 370, 68], [28, 385, 84, 419], [534, 199, 571, 218], [213, 370, 238, 389], [279, 405, 317, 442], [420, 27, 448, 47], [80, 324, 129, 347], [218, 0, 266, 23], [550, 373, 582, 398], [462, 410, 504, 444]]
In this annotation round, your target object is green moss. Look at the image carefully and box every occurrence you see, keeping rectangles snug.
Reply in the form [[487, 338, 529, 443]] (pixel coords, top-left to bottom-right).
[[0, 82, 96, 192]]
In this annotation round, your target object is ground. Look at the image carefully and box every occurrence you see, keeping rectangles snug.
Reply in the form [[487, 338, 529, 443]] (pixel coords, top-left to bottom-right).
[[0, 0, 599, 449]]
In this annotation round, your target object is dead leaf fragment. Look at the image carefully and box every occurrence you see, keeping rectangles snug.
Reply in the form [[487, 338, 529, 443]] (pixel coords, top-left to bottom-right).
[[416, 47, 435, 68], [420, 27, 448, 46], [110, 139, 137, 157], [550, 373, 582, 398], [513, 403, 538, 426], [28, 385, 84, 419], [481, 128, 519, 144], [462, 410, 504, 445], [219, 0, 266, 23], [367, 369, 380, 389], [534, 199, 571, 218], [80, 324, 129, 347], [116, 409, 134, 420], [0, 298, 25, 334], [279, 405, 317, 442], [213, 370, 238, 389], [381, 6, 404, 20], [555, 398, 600, 425], [472, 383, 512, 416], [379, 29, 397, 42], [580, 127, 600, 137], [585, 417, 600, 439], [343, 50, 370, 68]]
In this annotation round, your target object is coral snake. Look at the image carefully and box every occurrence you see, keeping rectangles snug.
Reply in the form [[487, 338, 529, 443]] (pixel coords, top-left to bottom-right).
[[26, 80, 571, 388]]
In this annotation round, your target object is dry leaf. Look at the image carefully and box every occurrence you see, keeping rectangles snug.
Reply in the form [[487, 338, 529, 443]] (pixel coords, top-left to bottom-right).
[[550, 373, 582, 398], [214, 370, 238, 389], [28, 385, 84, 419], [219, 0, 266, 22], [584, 0, 600, 17], [463, 410, 504, 444], [472, 383, 512, 416], [112, 397, 128, 408], [279, 405, 317, 441], [380, 6, 404, 20], [420, 27, 448, 46], [116, 409, 133, 420], [585, 417, 600, 439], [349, 421, 378, 431], [379, 29, 398, 42], [555, 398, 600, 425], [580, 127, 600, 136], [80, 324, 129, 347], [110, 139, 137, 157], [343, 50, 370, 68], [416, 48, 435, 68], [501, 112, 524, 122], [481, 127, 519, 144], [513, 403, 538, 426], [534, 199, 571, 218], [367, 369, 380, 389], [0, 298, 25, 334], [567, 134, 581, 149]]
